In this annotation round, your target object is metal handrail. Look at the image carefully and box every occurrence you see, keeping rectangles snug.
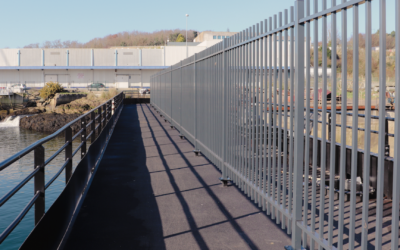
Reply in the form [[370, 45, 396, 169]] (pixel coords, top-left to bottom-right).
[[0, 95, 118, 172], [0, 92, 124, 245]]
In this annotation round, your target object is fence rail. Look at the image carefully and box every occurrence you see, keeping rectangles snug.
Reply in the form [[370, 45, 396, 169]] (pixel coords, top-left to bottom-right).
[[151, 0, 400, 249], [0, 92, 123, 245]]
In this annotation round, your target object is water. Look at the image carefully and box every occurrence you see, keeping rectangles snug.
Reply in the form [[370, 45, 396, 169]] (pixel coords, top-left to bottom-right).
[[0, 127, 90, 250]]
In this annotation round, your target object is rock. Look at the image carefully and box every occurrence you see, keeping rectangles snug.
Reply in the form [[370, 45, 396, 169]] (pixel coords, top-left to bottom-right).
[[20, 113, 90, 133]]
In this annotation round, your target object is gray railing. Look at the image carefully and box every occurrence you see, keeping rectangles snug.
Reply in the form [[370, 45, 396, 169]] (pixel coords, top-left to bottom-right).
[[0, 92, 123, 245], [150, 0, 400, 249]]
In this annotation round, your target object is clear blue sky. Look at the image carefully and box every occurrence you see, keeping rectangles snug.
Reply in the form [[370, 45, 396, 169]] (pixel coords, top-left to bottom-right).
[[0, 0, 395, 48]]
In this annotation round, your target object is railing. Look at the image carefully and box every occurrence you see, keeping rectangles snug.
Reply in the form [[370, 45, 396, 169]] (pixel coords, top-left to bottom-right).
[[150, 1, 400, 249], [0, 92, 123, 245]]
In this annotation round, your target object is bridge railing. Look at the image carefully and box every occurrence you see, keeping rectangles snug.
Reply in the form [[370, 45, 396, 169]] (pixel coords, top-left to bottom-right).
[[150, 0, 400, 249], [0, 92, 123, 245]]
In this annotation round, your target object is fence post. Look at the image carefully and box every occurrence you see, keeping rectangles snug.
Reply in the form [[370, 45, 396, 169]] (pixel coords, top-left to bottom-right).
[[65, 127, 72, 183], [170, 66, 174, 128], [220, 38, 230, 186], [194, 53, 200, 155], [180, 61, 184, 139], [292, 0, 305, 248], [34, 145, 45, 225], [81, 116, 87, 159]]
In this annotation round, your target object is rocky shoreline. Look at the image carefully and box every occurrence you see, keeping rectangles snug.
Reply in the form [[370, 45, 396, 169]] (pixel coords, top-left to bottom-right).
[[20, 113, 89, 133]]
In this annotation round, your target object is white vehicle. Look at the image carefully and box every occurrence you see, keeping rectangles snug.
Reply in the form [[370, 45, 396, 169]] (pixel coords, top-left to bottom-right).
[[139, 88, 150, 94]]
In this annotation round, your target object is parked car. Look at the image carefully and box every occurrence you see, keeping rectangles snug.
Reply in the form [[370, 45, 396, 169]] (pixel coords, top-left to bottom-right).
[[89, 83, 106, 89], [139, 88, 150, 94]]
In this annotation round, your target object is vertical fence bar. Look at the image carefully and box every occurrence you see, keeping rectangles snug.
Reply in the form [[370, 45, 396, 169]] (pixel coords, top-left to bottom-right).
[[194, 54, 200, 154], [303, 0, 311, 246], [283, 9, 289, 231], [262, 19, 267, 213], [361, 0, 372, 248], [65, 127, 72, 183], [288, 6, 295, 235], [328, 0, 338, 246], [170, 66, 173, 127], [277, 12, 283, 226], [267, 17, 273, 216], [272, 15, 277, 219], [180, 61, 183, 138], [34, 145, 45, 225], [310, 1, 319, 248], [375, 0, 386, 248], [338, 1, 348, 248], [292, 0, 304, 249], [250, 25, 255, 200], [319, 1, 328, 248], [221, 38, 230, 184], [391, 0, 400, 247], [348, 2, 359, 249]]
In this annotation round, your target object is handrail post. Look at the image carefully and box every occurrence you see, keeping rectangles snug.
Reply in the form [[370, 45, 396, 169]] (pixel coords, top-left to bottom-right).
[[91, 112, 96, 142], [34, 145, 45, 225], [112, 98, 115, 116], [97, 106, 102, 136], [328, 113, 332, 141], [292, 0, 305, 248], [65, 127, 72, 183], [102, 104, 106, 129], [81, 116, 87, 159]]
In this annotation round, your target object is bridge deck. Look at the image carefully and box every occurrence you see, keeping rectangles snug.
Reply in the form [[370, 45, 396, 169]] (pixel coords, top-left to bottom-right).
[[64, 104, 291, 250]]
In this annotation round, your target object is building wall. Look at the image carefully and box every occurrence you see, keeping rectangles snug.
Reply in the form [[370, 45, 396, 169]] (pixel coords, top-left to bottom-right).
[[165, 46, 206, 66], [0, 69, 161, 89]]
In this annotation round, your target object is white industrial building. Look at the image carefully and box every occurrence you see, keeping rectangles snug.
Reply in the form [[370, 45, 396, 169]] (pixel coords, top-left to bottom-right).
[[0, 46, 207, 89]]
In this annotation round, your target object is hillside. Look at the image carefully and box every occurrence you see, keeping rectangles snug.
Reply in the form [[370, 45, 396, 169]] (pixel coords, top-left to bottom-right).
[[24, 29, 200, 49]]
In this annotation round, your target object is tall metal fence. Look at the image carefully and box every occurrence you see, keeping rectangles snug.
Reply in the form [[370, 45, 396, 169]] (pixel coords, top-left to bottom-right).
[[151, 0, 400, 249]]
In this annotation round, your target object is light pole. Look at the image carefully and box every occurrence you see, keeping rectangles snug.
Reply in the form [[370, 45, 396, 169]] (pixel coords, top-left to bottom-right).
[[186, 14, 189, 58]]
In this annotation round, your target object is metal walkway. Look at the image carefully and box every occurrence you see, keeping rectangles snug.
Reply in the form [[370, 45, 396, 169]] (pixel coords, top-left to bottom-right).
[[63, 104, 291, 250]]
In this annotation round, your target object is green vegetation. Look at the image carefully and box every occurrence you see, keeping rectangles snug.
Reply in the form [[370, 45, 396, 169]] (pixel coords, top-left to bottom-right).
[[176, 34, 186, 42], [39, 82, 64, 99]]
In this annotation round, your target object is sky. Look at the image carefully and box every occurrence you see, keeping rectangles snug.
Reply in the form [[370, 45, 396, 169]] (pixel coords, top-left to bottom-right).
[[0, 0, 396, 48]]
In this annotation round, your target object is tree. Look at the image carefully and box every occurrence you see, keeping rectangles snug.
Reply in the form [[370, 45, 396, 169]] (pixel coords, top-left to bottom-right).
[[390, 31, 395, 37], [169, 32, 180, 42], [120, 41, 127, 46], [176, 34, 186, 42], [193, 31, 198, 39]]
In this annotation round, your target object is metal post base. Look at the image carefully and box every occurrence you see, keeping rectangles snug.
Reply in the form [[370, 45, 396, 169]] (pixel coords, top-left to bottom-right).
[[179, 134, 185, 140], [284, 246, 306, 250], [170, 126, 174, 129], [164, 119, 168, 123], [219, 177, 231, 187], [193, 150, 201, 156]]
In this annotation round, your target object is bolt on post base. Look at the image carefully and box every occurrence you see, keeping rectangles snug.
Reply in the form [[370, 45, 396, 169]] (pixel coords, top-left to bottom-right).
[[193, 150, 201, 156], [164, 119, 168, 123], [179, 134, 185, 140], [219, 177, 231, 187], [170, 125, 174, 129]]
